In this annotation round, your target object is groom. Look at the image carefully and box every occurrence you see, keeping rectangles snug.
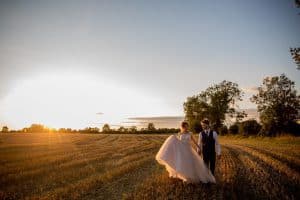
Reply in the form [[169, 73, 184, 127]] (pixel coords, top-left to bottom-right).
[[197, 118, 221, 175]]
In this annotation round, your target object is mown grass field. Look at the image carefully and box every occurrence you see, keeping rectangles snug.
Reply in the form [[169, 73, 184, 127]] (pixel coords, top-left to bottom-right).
[[0, 133, 299, 200]]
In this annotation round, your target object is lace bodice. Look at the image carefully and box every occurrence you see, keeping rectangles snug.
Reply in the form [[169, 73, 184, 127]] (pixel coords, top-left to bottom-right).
[[179, 132, 191, 143]]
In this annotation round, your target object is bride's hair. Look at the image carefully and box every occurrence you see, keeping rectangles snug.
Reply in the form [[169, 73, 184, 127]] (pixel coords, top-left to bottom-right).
[[181, 121, 189, 128]]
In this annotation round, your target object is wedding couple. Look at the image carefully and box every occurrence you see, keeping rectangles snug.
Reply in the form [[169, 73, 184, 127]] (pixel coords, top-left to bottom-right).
[[155, 118, 221, 183]]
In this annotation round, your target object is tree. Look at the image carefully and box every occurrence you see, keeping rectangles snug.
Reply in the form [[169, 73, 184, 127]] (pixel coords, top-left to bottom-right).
[[28, 124, 47, 133], [58, 128, 67, 133], [240, 120, 262, 136], [147, 123, 156, 131], [251, 74, 300, 135], [219, 125, 228, 135], [183, 95, 208, 133], [118, 126, 127, 133], [82, 127, 99, 134], [129, 126, 137, 133], [290, 48, 300, 69], [1, 126, 9, 133], [296, 0, 300, 7], [229, 124, 239, 134], [290, 1, 300, 69], [102, 124, 111, 133], [184, 80, 246, 132]]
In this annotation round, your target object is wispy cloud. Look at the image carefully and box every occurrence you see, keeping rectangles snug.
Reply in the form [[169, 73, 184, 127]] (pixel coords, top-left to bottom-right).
[[128, 116, 184, 121], [242, 86, 259, 94], [125, 116, 184, 128]]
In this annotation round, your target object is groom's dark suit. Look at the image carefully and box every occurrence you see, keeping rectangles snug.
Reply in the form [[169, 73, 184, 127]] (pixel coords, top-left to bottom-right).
[[201, 130, 215, 174], [197, 130, 221, 175]]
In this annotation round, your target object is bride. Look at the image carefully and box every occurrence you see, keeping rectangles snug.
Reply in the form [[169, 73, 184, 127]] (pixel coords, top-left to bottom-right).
[[155, 121, 216, 183]]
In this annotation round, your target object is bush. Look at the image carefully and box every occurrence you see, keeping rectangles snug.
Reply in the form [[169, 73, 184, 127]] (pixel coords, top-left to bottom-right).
[[241, 120, 262, 136], [229, 124, 239, 134], [219, 125, 228, 135], [258, 120, 300, 136], [284, 120, 300, 136], [1, 126, 9, 133]]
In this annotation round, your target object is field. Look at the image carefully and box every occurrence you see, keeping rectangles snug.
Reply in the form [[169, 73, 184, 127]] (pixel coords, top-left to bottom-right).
[[0, 133, 299, 200]]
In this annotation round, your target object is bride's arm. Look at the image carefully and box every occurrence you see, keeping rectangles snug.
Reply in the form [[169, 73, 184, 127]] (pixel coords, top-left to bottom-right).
[[191, 134, 201, 150]]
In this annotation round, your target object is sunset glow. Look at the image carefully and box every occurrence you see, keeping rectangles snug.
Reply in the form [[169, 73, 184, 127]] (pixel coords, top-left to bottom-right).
[[0, 72, 170, 129], [0, 0, 299, 130]]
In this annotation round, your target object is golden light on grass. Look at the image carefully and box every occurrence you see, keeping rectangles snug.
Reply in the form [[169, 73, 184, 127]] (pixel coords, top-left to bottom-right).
[[0, 134, 299, 199]]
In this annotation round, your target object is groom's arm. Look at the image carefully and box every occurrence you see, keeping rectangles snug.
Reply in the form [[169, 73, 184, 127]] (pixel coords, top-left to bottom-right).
[[197, 133, 202, 154], [213, 131, 221, 157]]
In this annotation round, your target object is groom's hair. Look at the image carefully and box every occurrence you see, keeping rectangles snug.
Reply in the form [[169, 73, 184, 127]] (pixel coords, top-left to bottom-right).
[[201, 118, 210, 125], [181, 121, 189, 128]]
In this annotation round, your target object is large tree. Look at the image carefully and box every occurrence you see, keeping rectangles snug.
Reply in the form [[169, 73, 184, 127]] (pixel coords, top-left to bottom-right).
[[290, 48, 300, 70], [290, 1, 300, 69], [251, 74, 300, 135], [295, 0, 300, 12], [184, 80, 246, 132]]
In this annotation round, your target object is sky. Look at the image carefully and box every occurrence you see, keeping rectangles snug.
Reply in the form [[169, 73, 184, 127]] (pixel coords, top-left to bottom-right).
[[0, 0, 299, 129]]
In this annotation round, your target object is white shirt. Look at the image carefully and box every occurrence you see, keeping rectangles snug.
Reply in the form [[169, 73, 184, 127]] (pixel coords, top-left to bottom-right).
[[197, 129, 221, 156]]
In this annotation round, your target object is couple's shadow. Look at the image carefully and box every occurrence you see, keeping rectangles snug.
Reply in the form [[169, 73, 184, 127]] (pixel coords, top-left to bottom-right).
[[169, 176, 216, 186], [165, 177, 220, 199]]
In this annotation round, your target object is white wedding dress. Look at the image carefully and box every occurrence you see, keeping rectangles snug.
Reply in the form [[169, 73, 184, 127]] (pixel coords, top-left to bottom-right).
[[156, 132, 216, 183]]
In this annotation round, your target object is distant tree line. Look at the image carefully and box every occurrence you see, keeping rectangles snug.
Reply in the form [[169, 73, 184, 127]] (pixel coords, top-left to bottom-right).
[[184, 74, 300, 136], [100, 123, 179, 134], [1, 122, 179, 134]]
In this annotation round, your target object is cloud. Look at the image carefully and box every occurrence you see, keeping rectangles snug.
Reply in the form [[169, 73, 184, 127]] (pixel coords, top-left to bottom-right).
[[127, 116, 184, 121], [125, 116, 184, 128], [241, 86, 259, 94]]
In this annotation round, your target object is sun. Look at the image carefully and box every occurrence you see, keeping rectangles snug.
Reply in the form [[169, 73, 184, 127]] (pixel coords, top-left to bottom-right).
[[0, 72, 167, 129]]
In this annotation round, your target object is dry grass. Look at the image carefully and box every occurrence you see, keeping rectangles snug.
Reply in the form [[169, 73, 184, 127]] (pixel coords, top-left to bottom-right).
[[0, 133, 299, 200], [127, 135, 300, 200]]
